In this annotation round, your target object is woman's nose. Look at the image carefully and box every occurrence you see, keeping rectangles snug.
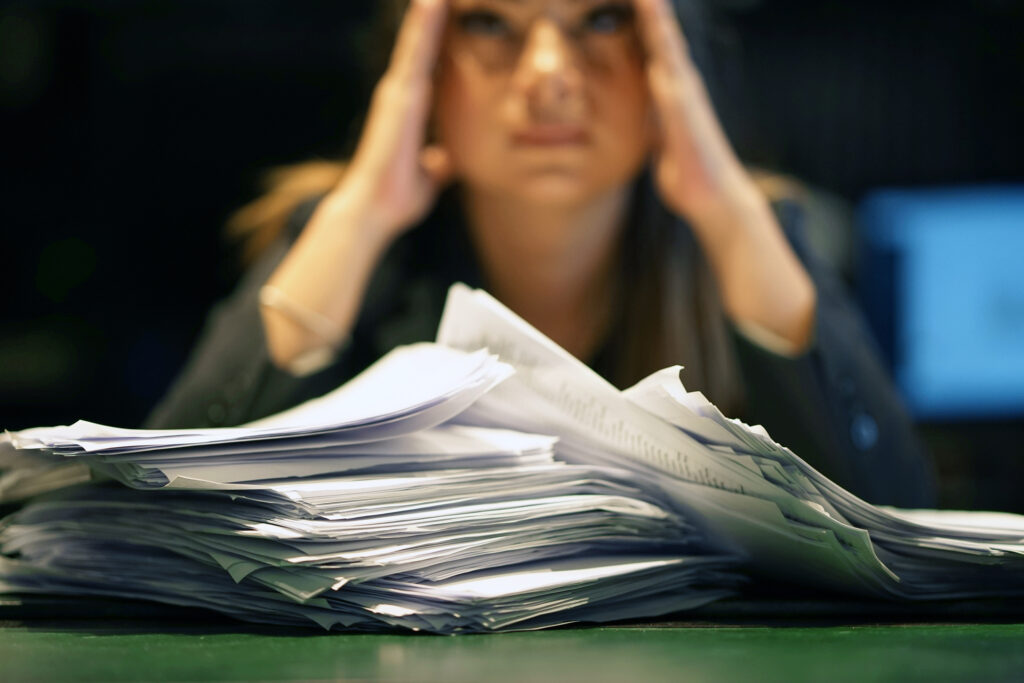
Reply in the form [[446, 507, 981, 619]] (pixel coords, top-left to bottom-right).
[[513, 20, 584, 117]]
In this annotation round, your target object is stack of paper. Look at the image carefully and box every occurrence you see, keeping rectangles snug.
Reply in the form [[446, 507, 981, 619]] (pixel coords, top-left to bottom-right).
[[0, 436, 91, 504], [4, 283, 1024, 631], [0, 343, 736, 632], [438, 285, 1024, 601]]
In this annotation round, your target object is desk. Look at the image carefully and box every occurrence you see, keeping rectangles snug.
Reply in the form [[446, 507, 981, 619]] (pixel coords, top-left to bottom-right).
[[3, 616, 1023, 682]]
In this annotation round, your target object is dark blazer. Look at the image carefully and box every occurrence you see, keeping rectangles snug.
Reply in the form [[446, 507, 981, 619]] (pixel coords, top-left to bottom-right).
[[145, 187, 937, 508]]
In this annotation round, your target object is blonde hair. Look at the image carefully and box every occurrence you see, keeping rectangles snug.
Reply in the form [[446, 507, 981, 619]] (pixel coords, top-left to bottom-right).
[[227, 160, 347, 264]]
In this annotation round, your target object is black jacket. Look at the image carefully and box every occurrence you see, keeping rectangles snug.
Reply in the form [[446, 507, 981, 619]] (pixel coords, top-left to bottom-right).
[[146, 188, 937, 507]]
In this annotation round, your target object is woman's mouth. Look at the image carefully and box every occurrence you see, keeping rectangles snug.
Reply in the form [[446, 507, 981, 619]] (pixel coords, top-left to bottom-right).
[[513, 126, 590, 146]]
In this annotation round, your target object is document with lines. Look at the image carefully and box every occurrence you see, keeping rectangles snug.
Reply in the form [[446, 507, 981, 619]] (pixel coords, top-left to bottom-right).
[[2, 283, 1024, 634], [0, 335, 735, 633], [438, 283, 1024, 600]]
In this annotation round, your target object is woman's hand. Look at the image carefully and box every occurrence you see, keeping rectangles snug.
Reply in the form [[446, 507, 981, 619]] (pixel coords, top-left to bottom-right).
[[333, 0, 453, 242], [261, 0, 452, 372], [634, 0, 818, 352], [633, 0, 752, 224]]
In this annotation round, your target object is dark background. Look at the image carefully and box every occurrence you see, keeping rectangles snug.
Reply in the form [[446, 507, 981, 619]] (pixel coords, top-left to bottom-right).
[[2, 0, 1022, 509]]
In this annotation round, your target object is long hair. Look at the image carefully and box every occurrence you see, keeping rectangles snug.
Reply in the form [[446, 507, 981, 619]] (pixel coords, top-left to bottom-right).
[[230, 0, 769, 410]]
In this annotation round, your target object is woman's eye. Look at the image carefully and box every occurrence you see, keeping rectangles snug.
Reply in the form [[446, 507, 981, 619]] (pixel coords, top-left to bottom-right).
[[581, 4, 635, 34], [456, 10, 511, 37]]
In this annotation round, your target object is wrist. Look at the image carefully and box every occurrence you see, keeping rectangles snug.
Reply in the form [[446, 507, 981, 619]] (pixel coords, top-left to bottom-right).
[[315, 186, 401, 256], [685, 178, 772, 250]]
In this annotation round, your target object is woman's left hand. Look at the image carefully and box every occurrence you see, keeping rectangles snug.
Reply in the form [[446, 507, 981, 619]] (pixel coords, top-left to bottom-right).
[[633, 0, 757, 226], [633, 0, 818, 352]]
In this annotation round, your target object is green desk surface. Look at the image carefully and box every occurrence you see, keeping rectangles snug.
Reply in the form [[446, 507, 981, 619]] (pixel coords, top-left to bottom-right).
[[3, 618, 1024, 683]]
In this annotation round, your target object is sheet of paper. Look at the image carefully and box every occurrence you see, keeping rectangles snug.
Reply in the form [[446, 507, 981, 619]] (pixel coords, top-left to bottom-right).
[[10, 345, 513, 455]]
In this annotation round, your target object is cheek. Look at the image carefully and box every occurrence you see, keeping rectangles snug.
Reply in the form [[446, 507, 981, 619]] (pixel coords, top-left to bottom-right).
[[435, 65, 502, 170], [594, 63, 654, 167], [586, 38, 651, 123], [615, 64, 653, 132]]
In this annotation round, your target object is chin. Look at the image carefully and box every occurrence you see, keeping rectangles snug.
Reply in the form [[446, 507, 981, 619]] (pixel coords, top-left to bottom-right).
[[455, 153, 638, 208], [478, 163, 618, 206], [515, 176, 596, 205]]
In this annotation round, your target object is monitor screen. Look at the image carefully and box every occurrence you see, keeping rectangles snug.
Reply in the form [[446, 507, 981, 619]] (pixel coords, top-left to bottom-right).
[[859, 186, 1024, 419]]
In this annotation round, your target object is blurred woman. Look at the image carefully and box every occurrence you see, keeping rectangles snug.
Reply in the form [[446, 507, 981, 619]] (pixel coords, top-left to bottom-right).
[[146, 0, 935, 506]]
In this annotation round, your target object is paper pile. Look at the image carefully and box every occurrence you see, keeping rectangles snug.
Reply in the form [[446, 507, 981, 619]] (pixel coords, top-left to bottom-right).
[[0, 343, 736, 632], [3, 284, 1024, 631], [438, 285, 1024, 600]]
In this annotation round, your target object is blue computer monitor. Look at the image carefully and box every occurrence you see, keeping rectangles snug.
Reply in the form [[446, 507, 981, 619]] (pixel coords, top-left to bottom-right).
[[859, 186, 1024, 419]]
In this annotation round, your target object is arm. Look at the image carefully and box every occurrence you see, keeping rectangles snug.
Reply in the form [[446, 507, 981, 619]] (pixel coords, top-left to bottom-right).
[[634, 0, 816, 352], [633, 0, 934, 505], [261, 0, 452, 369], [734, 200, 938, 507], [146, 0, 455, 428]]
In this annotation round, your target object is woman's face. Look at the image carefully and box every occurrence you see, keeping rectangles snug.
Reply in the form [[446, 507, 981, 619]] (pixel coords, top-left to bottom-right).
[[435, 0, 653, 206]]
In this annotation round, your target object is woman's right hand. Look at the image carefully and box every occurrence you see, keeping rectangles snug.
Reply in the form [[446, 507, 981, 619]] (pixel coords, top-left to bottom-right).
[[260, 0, 452, 373], [331, 0, 453, 242]]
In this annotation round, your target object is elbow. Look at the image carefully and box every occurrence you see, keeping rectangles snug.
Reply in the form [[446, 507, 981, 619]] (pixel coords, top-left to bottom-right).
[[260, 305, 339, 377]]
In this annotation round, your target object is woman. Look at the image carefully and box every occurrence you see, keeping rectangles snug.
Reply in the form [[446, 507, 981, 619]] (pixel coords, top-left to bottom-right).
[[147, 0, 936, 506]]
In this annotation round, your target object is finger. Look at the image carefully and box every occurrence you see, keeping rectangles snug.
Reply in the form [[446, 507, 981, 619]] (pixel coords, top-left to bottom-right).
[[633, 0, 691, 77], [357, 0, 449, 169], [633, 0, 690, 152], [388, 0, 450, 86]]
